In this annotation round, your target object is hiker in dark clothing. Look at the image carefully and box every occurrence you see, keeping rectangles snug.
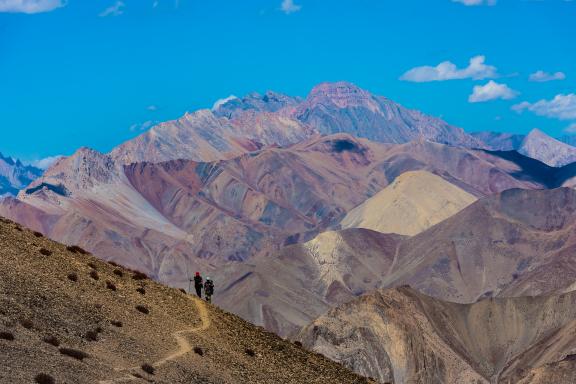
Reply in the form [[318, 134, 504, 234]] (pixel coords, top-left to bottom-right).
[[204, 277, 214, 303], [193, 272, 203, 298]]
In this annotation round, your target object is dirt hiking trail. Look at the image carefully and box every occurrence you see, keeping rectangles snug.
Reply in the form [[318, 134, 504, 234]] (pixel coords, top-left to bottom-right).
[[99, 296, 211, 383]]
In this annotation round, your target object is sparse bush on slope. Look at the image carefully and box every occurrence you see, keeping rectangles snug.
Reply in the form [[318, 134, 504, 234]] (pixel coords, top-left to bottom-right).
[[43, 335, 60, 347], [59, 347, 89, 361], [141, 363, 155, 375], [0, 331, 14, 341], [34, 373, 55, 384]]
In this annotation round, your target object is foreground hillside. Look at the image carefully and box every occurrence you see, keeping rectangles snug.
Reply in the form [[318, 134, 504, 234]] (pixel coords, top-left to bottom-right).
[[300, 287, 576, 384], [0, 218, 370, 384]]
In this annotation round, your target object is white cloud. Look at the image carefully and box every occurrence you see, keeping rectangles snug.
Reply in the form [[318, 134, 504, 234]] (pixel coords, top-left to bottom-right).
[[30, 155, 63, 170], [147, 105, 158, 111], [529, 70, 566, 82], [513, 94, 576, 120], [453, 0, 496, 5], [281, 0, 301, 14], [99, 1, 125, 17], [565, 123, 576, 134], [212, 95, 238, 111], [0, 0, 66, 13], [469, 80, 518, 103], [401, 55, 497, 82], [130, 120, 157, 132]]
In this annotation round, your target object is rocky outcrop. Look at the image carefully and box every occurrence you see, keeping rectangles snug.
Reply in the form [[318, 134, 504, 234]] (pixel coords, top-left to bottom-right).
[[299, 287, 576, 384]]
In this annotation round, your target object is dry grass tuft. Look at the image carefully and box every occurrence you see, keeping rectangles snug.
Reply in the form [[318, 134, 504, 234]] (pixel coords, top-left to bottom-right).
[[34, 373, 55, 384], [132, 271, 148, 281], [59, 347, 89, 361], [135, 305, 149, 315], [66, 245, 88, 254], [141, 363, 155, 375], [0, 331, 14, 341], [20, 319, 34, 329], [89, 270, 99, 281], [43, 335, 60, 347], [85, 330, 99, 342]]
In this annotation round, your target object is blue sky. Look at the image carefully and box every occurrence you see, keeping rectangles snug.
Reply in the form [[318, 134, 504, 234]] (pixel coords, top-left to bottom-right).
[[0, 0, 575, 163]]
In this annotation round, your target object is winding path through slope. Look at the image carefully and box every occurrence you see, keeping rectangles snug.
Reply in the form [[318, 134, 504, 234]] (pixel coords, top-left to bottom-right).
[[99, 296, 211, 384]]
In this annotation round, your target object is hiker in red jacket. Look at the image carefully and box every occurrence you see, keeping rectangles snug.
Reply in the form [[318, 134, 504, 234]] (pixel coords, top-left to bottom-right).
[[193, 272, 203, 298]]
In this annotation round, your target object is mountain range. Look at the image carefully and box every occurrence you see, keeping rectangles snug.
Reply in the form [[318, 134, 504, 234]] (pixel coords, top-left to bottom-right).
[[0, 153, 42, 197], [5, 81, 576, 383]]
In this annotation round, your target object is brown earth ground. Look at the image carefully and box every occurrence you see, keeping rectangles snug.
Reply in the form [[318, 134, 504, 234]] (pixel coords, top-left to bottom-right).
[[0, 217, 373, 384]]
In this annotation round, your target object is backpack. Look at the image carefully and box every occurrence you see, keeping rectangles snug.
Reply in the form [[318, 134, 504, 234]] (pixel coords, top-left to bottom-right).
[[204, 280, 214, 295], [194, 275, 203, 286]]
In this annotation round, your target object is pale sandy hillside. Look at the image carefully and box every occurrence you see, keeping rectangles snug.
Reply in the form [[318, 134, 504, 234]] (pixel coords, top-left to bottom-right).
[[340, 170, 477, 236]]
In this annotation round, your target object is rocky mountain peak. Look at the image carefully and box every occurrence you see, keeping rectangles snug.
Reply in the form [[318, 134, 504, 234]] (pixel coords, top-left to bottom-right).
[[518, 128, 576, 167], [303, 81, 380, 112]]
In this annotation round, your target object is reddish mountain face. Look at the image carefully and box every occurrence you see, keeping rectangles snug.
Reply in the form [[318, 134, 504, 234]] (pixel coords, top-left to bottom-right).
[[4, 133, 576, 338]]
